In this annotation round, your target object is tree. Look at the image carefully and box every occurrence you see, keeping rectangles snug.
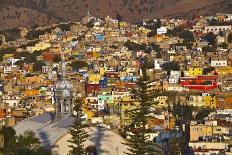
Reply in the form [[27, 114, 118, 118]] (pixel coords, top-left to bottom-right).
[[0, 127, 50, 155], [53, 55, 62, 63], [68, 97, 88, 155], [14, 60, 25, 68], [167, 26, 184, 37], [179, 30, 194, 42], [24, 53, 37, 63], [228, 33, 232, 43], [220, 42, 228, 49], [33, 61, 45, 72], [86, 20, 95, 29], [0, 47, 16, 54], [195, 108, 211, 120], [70, 60, 88, 71], [0, 126, 16, 155], [147, 30, 157, 38], [116, 12, 123, 31], [0, 52, 3, 62], [202, 45, 215, 53], [204, 32, 216, 46], [16, 130, 51, 155], [167, 137, 182, 155], [162, 61, 180, 75], [209, 18, 218, 25], [123, 59, 160, 155], [203, 67, 215, 75]]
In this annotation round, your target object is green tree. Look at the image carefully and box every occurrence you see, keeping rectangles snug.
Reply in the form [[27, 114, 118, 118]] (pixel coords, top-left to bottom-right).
[[162, 61, 180, 75], [86, 20, 95, 29], [70, 60, 88, 71], [179, 30, 194, 42], [0, 47, 16, 54], [147, 30, 157, 38], [123, 59, 160, 155], [220, 42, 228, 49], [168, 137, 182, 155], [209, 18, 218, 26], [195, 108, 211, 120], [33, 61, 45, 72], [0, 126, 16, 155], [116, 12, 123, 30], [17, 130, 51, 155], [167, 26, 184, 37], [14, 60, 25, 68], [68, 97, 88, 155], [24, 53, 37, 63], [203, 67, 215, 75], [53, 55, 62, 63], [204, 32, 216, 46], [0, 52, 3, 62], [228, 33, 232, 43], [202, 45, 215, 53], [0, 127, 50, 155]]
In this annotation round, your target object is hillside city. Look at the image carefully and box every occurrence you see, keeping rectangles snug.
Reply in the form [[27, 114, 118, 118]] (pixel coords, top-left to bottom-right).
[[0, 12, 232, 155]]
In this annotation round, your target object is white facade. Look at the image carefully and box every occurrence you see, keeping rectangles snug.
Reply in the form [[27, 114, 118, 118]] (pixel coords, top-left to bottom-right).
[[154, 59, 163, 70], [217, 109, 232, 115], [211, 60, 227, 67], [205, 25, 231, 34], [168, 70, 181, 84], [157, 27, 167, 35], [189, 142, 228, 155], [225, 14, 232, 21], [2, 95, 20, 107], [168, 85, 186, 92], [3, 66, 12, 74]]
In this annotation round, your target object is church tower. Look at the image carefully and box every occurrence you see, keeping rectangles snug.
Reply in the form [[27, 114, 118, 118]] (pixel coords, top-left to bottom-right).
[[54, 48, 74, 121]]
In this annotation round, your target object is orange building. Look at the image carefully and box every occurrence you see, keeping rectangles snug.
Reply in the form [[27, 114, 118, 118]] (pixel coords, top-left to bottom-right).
[[0, 107, 9, 118], [147, 117, 165, 128], [23, 75, 43, 85], [24, 90, 40, 97], [224, 97, 232, 109]]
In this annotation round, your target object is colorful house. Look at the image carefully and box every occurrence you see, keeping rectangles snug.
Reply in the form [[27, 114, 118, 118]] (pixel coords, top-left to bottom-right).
[[88, 74, 102, 84], [188, 67, 203, 76], [204, 95, 218, 109]]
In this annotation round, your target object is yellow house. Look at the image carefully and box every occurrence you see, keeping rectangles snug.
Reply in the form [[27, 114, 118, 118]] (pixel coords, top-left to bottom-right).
[[82, 99, 94, 120], [88, 74, 102, 84], [204, 96, 218, 109], [190, 123, 230, 142], [119, 22, 127, 28], [188, 95, 204, 107], [190, 124, 213, 141], [216, 67, 232, 75], [99, 67, 106, 76], [189, 67, 203, 76], [154, 96, 168, 107], [3, 54, 14, 59], [26, 41, 51, 52], [92, 51, 100, 59], [64, 48, 72, 53], [119, 71, 127, 77]]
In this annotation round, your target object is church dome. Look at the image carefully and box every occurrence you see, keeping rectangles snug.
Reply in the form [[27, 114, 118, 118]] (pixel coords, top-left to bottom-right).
[[55, 80, 73, 90]]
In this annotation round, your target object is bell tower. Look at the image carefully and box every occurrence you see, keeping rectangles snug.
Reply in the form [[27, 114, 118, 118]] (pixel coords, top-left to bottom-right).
[[54, 47, 74, 121]]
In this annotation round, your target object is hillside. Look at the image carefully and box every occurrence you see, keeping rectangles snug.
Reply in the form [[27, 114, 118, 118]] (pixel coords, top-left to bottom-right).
[[0, 0, 231, 30]]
